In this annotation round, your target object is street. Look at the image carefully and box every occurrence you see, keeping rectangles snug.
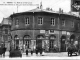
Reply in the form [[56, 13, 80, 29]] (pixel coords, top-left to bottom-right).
[[0, 51, 80, 59]]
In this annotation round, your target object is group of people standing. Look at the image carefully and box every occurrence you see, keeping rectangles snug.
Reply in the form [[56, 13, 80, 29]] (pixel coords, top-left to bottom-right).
[[25, 46, 43, 56], [9, 45, 44, 57], [0, 46, 6, 57]]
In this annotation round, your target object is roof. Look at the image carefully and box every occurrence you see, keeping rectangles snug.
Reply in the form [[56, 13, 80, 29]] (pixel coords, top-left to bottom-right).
[[10, 8, 80, 18]]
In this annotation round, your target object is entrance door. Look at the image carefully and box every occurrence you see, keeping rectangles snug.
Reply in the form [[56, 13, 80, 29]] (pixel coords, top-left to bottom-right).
[[61, 39, 66, 52], [15, 40, 19, 48], [23, 35, 31, 51], [25, 40, 30, 48], [49, 40, 54, 52], [49, 35, 56, 52], [36, 40, 42, 49], [14, 35, 19, 49], [36, 35, 44, 49]]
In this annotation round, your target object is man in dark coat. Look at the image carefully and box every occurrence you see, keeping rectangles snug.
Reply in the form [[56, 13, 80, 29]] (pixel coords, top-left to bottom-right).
[[2, 47, 6, 57], [0, 46, 3, 57], [25, 46, 28, 56]]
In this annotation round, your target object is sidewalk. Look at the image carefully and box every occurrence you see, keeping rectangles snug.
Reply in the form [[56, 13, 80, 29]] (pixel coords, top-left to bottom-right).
[[2, 51, 80, 59], [5, 51, 68, 57]]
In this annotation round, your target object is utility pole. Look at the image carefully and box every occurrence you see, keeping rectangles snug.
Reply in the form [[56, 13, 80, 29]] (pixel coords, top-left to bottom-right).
[[58, 13, 60, 52], [58, 8, 61, 52]]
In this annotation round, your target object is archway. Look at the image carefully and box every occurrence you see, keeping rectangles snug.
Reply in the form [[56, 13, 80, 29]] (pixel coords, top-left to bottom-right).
[[14, 35, 19, 49], [36, 35, 44, 49], [49, 35, 56, 52], [23, 35, 31, 49], [77, 36, 80, 49], [70, 34, 75, 44], [61, 35, 66, 52]]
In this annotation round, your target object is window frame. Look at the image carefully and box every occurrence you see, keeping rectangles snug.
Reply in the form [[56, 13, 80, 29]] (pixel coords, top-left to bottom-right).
[[15, 18, 19, 25], [38, 17, 43, 25], [51, 18, 55, 26], [71, 21, 74, 28], [25, 17, 30, 25], [78, 23, 79, 28], [62, 19, 65, 26]]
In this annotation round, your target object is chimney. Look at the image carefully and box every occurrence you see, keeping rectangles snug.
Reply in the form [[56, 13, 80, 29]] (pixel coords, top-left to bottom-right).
[[40, 1, 43, 9], [59, 8, 63, 13]]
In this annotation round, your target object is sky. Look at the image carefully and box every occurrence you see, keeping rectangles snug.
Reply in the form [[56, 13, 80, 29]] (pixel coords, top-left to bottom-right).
[[0, 0, 71, 23]]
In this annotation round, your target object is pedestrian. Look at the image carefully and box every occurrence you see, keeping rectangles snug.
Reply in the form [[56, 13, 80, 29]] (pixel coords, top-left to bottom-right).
[[36, 47, 38, 55], [2, 46, 6, 57], [31, 49, 33, 55], [40, 48, 42, 56], [30, 45, 33, 55], [0, 46, 3, 57], [25, 46, 28, 56]]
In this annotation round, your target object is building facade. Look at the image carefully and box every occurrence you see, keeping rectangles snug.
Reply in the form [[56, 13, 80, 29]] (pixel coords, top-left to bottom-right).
[[1, 18, 11, 50], [10, 8, 80, 52]]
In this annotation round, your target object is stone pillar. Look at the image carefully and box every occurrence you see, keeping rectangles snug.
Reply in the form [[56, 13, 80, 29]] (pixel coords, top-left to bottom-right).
[[31, 40, 36, 50], [57, 31, 61, 52], [19, 37, 23, 50]]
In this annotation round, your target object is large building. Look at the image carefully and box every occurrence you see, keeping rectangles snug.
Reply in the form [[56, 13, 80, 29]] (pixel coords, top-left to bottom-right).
[[0, 18, 11, 50], [10, 8, 80, 52]]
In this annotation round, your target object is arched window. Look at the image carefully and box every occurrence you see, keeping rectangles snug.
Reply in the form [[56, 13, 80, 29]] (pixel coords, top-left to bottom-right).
[[49, 35, 56, 40], [70, 34, 75, 42], [37, 35, 44, 39], [49, 35, 56, 51], [14, 35, 19, 40], [23, 35, 30, 40], [14, 35, 19, 48], [61, 35, 66, 52]]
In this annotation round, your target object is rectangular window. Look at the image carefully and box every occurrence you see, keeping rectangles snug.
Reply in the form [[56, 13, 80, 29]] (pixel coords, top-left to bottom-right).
[[15, 19, 19, 25], [71, 21, 74, 28], [25, 17, 29, 25], [38, 17, 43, 25], [5, 29, 8, 34], [51, 18, 55, 26], [78, 23, 79, 28], [62, 19, 65, 26]]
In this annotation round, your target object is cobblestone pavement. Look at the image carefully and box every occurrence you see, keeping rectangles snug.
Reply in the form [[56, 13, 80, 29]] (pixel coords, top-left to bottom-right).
[[0, 51, 80, 59]]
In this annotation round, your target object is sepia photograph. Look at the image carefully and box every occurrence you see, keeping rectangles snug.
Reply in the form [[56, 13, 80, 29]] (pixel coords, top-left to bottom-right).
[[0, 0, 80, 59]]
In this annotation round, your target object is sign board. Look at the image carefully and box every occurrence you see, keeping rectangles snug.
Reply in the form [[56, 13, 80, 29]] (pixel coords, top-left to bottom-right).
[[45, 30, 49, 36], [49, 30, 54, 34], [40, 30, 45, 33], [71, 0, 80, 12], [67, 32, 70, 35], [54, 30, 59, 34], [49, 30, 59, 34], [62, 31, 66, 34]]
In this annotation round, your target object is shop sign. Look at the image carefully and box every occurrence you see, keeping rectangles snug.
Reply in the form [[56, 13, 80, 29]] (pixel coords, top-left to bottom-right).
[[54, 30, 59, 34], [45, 30, 49, 36], [67, 32, 70, 35], [40, 30, 45, 33], [49, 30, 54, 34], [62, 31, 66, 34]]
